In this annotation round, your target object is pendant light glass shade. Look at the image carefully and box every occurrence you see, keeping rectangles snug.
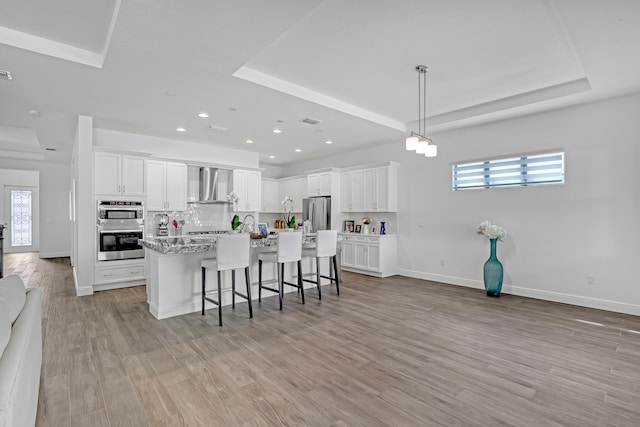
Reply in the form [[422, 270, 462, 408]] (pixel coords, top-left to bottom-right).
[[406, 135, 419, 151], [424, 144, 438, 157], [416, 140, 429, 154]]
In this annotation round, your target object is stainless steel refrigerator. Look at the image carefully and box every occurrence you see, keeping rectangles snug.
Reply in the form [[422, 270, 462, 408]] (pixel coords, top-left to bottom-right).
[[302, 197, 331, 232]]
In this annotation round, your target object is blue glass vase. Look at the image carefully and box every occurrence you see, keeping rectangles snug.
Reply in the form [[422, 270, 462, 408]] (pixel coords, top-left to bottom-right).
[[483, 238, 503, 297], [380, 222, 386, 235]]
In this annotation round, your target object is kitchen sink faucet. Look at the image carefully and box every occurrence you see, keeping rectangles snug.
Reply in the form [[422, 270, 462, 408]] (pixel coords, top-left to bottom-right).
[[240, 214, 255, 233]]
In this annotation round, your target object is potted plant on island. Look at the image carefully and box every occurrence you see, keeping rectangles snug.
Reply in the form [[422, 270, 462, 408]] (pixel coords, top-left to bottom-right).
[[282, 196, 296, 230]]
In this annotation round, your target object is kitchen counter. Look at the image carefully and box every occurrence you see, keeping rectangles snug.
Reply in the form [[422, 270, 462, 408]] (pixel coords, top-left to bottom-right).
[[139, 235, 279, 255], [141, 233, 340, 319]]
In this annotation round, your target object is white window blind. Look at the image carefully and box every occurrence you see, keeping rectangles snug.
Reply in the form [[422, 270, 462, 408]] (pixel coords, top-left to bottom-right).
[[452, 151, 564, 190]]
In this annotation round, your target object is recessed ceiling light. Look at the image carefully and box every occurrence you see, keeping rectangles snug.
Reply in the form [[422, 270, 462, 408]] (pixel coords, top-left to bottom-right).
[[228, 107, 238, 111], [269, 155, 275, 159], [295, 148, 301, 152], [0, 70, 13, 80], [164, 90, 177, 97], [198, 112, 209, 118], [245, 139, 254, 144], [176, 127, 186, 132], [28, 109, 40, 117], [273, 129, 282, 134], [45, 147, 56, 151], [277, 120, 284, 123], [325, 140, 333, 144]]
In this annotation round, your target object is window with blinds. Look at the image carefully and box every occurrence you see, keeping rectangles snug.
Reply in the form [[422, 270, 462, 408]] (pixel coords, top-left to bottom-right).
[[452, 151, 564, 190]]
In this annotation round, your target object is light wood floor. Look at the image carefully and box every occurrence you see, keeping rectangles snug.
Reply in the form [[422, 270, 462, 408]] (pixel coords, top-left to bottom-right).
[[6, 252, 640, 426]]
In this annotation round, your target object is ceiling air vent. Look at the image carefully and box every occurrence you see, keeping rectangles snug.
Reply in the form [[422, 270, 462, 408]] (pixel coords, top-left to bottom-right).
[[208, 124, 228, 132], [0, 70, 12, 80], [301, 117, 322, 125]]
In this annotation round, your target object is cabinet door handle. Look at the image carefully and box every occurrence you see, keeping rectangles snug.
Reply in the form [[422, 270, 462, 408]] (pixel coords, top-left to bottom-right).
[[122, 185, 125, 193]]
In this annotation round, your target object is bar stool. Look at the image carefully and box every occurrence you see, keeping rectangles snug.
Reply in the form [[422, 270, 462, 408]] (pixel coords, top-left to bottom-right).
[[258, 231, 304, 310], [301, 229, 340, 299], [201, 233, 252, 326]]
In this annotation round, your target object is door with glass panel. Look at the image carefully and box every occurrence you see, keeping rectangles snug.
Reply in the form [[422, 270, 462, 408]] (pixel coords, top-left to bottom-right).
[[3, 186, 39, 253]]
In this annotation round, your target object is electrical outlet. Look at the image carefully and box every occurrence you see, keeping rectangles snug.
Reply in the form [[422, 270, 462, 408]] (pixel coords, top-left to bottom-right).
[[587, 275, 595, 285], [440, 259, 445, 266]]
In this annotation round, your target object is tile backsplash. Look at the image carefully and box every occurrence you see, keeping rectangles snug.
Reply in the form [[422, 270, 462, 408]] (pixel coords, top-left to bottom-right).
[[146, 203, 234, 236]]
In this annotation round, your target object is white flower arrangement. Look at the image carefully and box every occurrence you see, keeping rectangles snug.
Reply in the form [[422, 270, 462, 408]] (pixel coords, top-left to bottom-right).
[[477, 220, 507, 241], [226, 191, 239, 204], [281, 196, 293, 207], [361, 216, 372, 224]]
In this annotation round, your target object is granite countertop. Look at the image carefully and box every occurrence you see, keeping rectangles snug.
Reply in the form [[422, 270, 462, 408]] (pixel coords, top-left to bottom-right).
[[140, 234, 318, 255]]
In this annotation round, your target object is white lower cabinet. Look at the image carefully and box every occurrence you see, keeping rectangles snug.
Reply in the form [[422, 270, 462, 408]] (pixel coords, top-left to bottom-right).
[[94, 263, 146, 290], [340, 234, 396, 277]]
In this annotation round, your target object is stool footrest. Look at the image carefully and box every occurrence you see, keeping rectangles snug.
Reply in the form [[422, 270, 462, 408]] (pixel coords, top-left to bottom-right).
[[303, 275, 337, 284], [203, 296, 219, 306], [282, 280, 301, 289], [233, 290, 249, 301], [259, 285, 279, 294]]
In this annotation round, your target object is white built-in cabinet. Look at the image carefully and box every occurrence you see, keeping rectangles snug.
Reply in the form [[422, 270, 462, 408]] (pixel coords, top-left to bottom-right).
[[340, 234, 397, 277], [233, 170, 261, 212], [94, 152, 146, 197], [307, 172, 332, 196], [261, 179, 279, 212], [341, 163, 397, 212], [341, 170, 364, 211], [146, 160, 188, 211], [278, 177, 307, 213]]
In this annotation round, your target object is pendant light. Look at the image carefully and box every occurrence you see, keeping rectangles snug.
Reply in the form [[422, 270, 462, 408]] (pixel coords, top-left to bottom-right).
[[405, 65, 437, 157]]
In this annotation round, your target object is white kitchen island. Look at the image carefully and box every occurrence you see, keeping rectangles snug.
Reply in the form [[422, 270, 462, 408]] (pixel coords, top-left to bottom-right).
[[141, 235, 338, 319]]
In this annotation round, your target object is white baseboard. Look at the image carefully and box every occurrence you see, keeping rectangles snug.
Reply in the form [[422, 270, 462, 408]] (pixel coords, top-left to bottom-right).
[[93, 279, 146, 292], [73, 267, 93, 296], [397, 268, 640, 316], [39, 251, 70, 259]]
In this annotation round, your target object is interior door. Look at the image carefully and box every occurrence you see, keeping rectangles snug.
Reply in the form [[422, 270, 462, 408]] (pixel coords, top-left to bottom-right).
[[4, 186, 39, 253]]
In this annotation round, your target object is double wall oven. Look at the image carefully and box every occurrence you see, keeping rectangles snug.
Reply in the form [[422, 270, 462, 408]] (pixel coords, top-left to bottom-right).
[[97, 201, 145, 261]]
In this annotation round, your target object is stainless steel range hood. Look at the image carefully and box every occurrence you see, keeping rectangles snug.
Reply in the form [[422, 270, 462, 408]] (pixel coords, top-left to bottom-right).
[[187, 166, 231, 204]]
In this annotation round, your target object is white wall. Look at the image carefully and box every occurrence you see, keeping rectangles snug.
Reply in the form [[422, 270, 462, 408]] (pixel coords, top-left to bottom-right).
[[279, 92, 640, 315], [93, 128, 259, 169], [0, 162, 70, 258], [72, 116, 95, 296]]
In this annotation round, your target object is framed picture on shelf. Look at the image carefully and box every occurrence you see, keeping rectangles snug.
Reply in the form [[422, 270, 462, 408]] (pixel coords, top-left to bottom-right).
[[355, 224, 362, 233], [344, 220, 355, 232], [258, 223, 268, 235]]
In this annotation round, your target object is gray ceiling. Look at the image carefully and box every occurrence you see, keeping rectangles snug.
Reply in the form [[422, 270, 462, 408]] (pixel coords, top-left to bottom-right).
[[1, 0, 639, 165]]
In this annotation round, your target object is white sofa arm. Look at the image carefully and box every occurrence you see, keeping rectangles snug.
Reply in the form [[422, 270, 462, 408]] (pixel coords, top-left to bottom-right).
[[0, 288, 43, 427]]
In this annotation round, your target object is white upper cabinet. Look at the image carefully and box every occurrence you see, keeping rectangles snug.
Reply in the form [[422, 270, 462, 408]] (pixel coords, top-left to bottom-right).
[[233, 169, 261, 212], [307, 172, 331, 196], [341, 169, 364, 212], [341, 163, 397, 212], [94, 152, 145, 197], [261, 179, 279, 212], [146, 160, 187, 211], [278, 177, 306, 213]]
